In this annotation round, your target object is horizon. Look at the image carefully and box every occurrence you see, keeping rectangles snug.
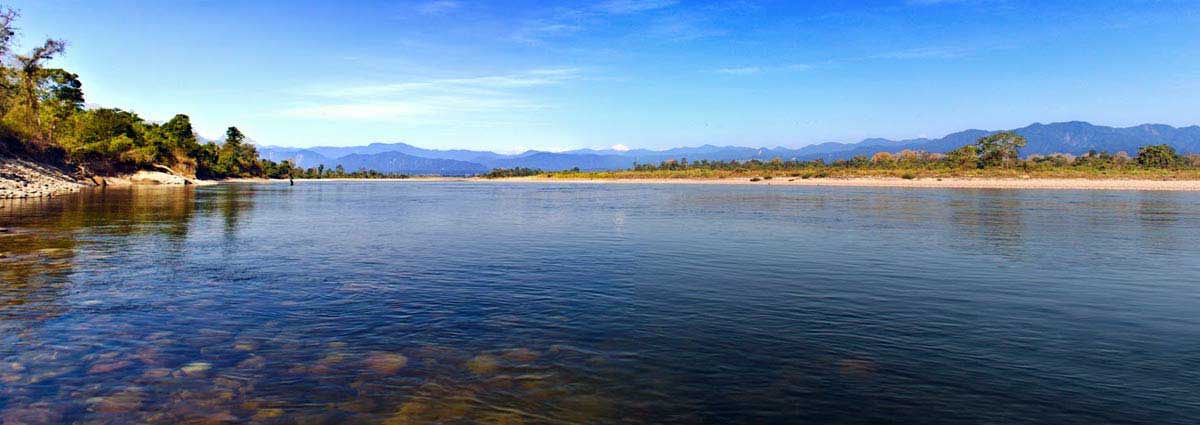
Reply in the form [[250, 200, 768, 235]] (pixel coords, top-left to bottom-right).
[[256, 120, 1200, 154], [10, 0, 1200, 151]]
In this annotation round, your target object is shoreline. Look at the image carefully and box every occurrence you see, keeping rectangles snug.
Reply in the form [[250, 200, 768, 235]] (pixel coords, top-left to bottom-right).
[[222, 177, 469, 183], [478, 176, 1200, 191], [7, 170, 1200, 199]]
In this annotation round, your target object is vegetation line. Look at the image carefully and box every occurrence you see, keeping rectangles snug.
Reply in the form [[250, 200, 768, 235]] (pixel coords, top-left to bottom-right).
[[0, 8, 398, 182], [485, 133, 1200, 181]]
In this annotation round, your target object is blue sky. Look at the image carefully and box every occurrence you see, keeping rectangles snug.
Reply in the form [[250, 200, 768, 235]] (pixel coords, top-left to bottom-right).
[[9, 0, 1200, 151]]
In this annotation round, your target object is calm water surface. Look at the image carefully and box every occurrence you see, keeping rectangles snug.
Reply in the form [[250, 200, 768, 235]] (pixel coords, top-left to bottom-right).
[[1, 182, 1199, 424]]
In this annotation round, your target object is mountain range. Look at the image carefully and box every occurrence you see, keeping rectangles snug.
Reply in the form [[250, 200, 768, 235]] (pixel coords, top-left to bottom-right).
[[257, 121, 1200, 176]]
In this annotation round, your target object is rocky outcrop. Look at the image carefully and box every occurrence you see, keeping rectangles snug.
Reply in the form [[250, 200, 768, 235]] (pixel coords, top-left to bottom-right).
[[1, 157, 220, 199], [0, 155, 88, 199]]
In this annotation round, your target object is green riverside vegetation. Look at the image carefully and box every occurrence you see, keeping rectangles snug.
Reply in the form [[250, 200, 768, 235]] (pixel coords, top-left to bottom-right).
[[0, 9, 412, 181], [500, 132, 1200, 181]]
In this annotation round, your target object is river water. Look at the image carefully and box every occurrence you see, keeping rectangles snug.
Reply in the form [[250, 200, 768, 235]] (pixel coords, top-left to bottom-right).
[[1, 182, 1198, 423]]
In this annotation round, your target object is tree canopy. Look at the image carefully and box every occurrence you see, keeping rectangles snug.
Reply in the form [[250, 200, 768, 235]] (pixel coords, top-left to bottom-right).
[[0, 8, 293, 179], [975, 131, 1027, 168]]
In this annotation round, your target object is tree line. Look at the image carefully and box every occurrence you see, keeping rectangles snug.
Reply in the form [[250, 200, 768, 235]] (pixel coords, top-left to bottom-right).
[[625, 132, 1200, 175], [0, 9, 311, 180]]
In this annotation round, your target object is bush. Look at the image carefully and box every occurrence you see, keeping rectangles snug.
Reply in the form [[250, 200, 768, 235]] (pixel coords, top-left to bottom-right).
[[901, 172, 916, 180], [749, 177, 762, 182]]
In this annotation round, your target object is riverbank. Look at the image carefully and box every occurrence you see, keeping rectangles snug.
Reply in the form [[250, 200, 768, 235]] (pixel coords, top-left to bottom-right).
[[483, 176, 1200, 191], [1, 155, 219, 199], [223, 177, 469, 183], [0, 155, 87, 199]]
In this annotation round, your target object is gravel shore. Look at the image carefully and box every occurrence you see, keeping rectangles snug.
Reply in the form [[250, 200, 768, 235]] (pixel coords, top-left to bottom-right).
[[0, 155, 88, 199]]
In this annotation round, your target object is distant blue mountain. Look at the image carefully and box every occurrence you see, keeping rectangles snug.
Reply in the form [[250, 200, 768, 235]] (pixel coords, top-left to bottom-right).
[[256, 121, 1200, 175], [335, 151, 490, 176]]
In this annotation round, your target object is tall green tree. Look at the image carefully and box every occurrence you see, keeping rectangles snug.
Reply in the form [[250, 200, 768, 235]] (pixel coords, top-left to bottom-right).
[[975, 131, 1027, 168], [1136, 144, 1178, 168], [946, 144, 980, 169], [11, 38, 67, 144]]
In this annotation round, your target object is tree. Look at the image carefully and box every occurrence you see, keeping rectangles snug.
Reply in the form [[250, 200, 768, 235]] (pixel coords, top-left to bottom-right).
[[1136, 144, 1178, 168], [975, 131, 1027, 168], [213, 126, 260, 177], [12, 38, 67, 144], [39, 68, 83, 143], [0, 8, 19, 116], [945, 144, 980, 169], [871, 151, 895, 166]]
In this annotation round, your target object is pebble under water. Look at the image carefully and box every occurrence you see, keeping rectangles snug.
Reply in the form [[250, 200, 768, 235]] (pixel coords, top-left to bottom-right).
[[2, 182, 1199, 424]]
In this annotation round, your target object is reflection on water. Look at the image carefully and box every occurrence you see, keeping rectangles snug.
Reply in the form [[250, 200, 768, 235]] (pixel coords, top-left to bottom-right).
[[2, 183, 1200, 424]]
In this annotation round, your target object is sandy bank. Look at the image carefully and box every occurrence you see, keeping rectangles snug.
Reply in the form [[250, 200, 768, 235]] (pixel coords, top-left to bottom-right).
[[481, 176, 1200, 191], [99, 171, 216, 187], [223, 177, 470, 183]]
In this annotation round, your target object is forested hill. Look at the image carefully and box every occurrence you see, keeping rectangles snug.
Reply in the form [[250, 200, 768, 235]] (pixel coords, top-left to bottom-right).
[[260, 121, 1200, 175]]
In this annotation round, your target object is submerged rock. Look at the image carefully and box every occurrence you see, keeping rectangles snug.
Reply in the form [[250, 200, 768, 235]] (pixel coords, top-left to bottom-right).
[[180, 362, 213, 376], [237, 356, 266, 370], [500, 348, 539, 363], [465, 354, 500, 375], [88, 360, 133, 374], [89, 388, 146, 413], [836, 358, 877, 378], [142, 368, 172, 378], [199, 411, 239, 424], [1, 403, 65, 424], [252, 408, 285, 420], [364, 352, 409, 375], [480, 412, 526, 425]]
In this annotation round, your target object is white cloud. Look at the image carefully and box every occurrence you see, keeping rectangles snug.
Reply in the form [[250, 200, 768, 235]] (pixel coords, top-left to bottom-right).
[[512, 0, 708, 44], [282, 69, 580, 121], [281, 97, 542, 120], [595, 0, 679, 15], [416, 0, 462, 15], [305, 68, 582, 98], [713, 64, 813, 76], [873, 46, 975, 60], [715, 67, 763, 75], [610, 144, 631, 151]]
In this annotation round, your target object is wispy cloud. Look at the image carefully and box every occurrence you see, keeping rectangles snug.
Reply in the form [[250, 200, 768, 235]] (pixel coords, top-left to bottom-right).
[[280, 97, 541, 121], [512, 0, 723, 44], [415, 0, 462, 15], [644, 12, 727, 41], [715, 67, 763, 75], [282, 69, 582, 121], [713, 64, 812, 76], [872, 46, 977, 60], [595, 0, 679, 15]]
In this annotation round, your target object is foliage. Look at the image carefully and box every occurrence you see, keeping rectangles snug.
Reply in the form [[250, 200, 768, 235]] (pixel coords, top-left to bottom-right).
[[542, 137, 1200, 181], [485, 167, 545, 178], [0, 8, 294, 179], [975, 131, 1027, 168], [1136, 144, 1178, 168]]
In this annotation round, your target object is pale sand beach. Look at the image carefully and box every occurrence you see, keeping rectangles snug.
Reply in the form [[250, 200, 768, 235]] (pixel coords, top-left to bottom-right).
[[481, 176, 1200, 191], [223, 177, 469, 183]]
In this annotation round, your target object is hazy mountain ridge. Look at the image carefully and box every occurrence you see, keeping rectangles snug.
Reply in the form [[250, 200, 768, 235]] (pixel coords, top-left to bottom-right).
[[258, 122, 1200, 175]]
